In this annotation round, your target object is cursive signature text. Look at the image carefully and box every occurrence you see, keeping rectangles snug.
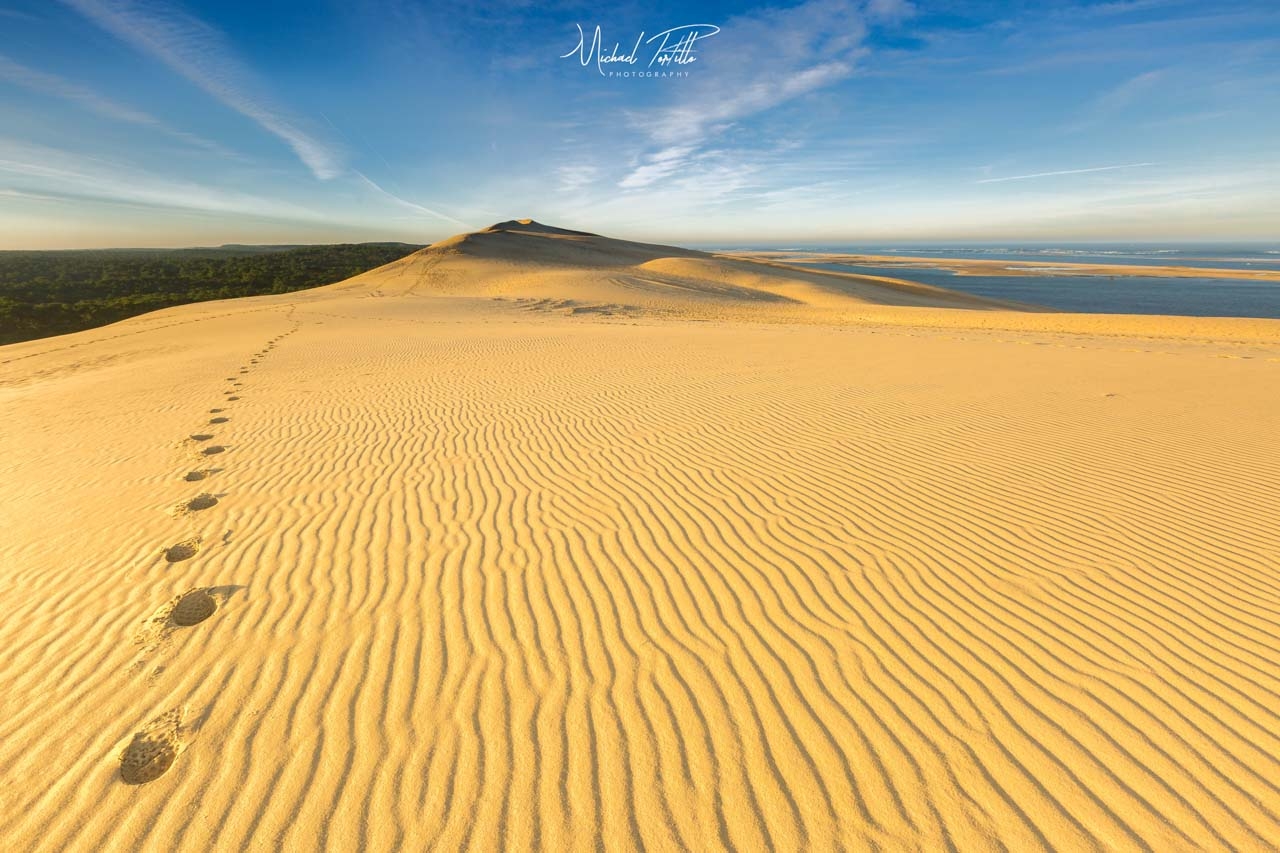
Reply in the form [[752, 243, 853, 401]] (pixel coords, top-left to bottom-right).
[[560, 24, 720, 76]]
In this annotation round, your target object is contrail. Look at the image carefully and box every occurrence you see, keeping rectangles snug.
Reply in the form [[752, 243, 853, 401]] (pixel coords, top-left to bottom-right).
[[976, 162, 1156, 184], [354, 171, 473, 229]]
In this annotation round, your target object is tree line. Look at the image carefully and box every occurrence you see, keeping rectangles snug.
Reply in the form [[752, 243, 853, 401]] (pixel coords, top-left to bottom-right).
[[0, 242, 423, 345]]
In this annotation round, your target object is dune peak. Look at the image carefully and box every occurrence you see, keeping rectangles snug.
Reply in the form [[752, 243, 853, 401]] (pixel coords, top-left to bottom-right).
[[482, 219, 599, 237]]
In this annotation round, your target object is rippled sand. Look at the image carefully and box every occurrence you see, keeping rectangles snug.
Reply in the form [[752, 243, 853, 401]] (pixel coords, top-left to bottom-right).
[[2, 221, 1279, 850]]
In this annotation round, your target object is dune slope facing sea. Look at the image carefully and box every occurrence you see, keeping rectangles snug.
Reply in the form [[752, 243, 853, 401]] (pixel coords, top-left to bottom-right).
[[2, 221, 1280, 851]]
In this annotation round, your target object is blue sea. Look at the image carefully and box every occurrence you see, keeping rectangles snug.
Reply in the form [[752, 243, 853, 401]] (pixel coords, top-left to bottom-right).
[[706, 243, 1280, 319]]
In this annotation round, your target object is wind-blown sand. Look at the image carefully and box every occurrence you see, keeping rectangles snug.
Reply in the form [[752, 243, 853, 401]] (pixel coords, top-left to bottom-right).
[[2, 220, 1279, 851]]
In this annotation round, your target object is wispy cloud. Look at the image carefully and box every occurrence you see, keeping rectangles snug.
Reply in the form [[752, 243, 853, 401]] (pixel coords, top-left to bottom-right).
[[0, 52, 227, 153], [354, 171, 472, 229], [0, 187, 63, 202], [976, 162, 1157, 183], [644, 62, 856, 149], [617, 0, 875, 191], [618, 146, 699, 190], [555, 164, 598, 193], [1065, 69, 1166, 131], [636, 0, 869, 147], [60, 0, 343, 178], [1092, 69, 1165, 114], [0, 138, 321, 218], [865, 0, 917, 23]]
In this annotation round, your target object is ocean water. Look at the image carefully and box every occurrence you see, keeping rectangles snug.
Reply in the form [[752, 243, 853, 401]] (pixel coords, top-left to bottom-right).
[[800, 263, 1280, 319], [703, 243, 1280, 319], [808, 244, 1280, 272], [707, 243, 1280, 271]]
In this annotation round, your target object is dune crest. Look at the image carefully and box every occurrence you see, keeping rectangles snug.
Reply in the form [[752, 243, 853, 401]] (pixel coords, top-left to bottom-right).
[[350, 220, 1026, 313], [482, 218, 600, 236], [2, 223, 1279, 850]]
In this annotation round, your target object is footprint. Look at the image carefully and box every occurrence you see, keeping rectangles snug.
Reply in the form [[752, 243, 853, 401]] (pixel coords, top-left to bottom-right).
[[187, 493, 217, 511], [163, 537, 200, 563], [172, 493, 218, 515], [189, 434, 215, 442], [133, 588, 221, 659], [208, 408, 224, 414], [183, 470, 208, 482], [119, 707, 185, 785], [209, 417, 229, 424], [200, 446, 226, 456], [172, 589, 217, 626]]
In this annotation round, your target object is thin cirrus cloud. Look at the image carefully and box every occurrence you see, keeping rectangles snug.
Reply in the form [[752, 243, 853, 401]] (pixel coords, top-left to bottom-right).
[[0, 137, 322, 219], [976, 163, 1158, 184], [1090, 70, 1165, 115], [556, 164, 599, 193], [59, 0, 344, 179], [0, 52, 227, 154], [1066, 69, 1166, 132], [617, 146, 699, 190], [617, 0, 895, 192]]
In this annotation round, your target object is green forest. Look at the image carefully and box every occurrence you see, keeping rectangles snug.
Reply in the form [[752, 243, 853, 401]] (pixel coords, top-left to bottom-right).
[[0, 242, 424, 345]]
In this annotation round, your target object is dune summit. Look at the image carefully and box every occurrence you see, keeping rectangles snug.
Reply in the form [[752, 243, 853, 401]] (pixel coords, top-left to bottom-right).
[[482, 218, 600, 236], [2, 223, 1280, 850]]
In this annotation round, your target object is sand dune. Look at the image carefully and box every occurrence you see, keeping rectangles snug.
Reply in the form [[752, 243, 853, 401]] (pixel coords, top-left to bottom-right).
[[2, 221, 1280, 850], [328, 219, 1030, 314]]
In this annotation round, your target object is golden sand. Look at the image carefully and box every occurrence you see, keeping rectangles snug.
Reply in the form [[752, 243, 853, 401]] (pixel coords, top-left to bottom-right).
[[1, 221, 1278, 850]]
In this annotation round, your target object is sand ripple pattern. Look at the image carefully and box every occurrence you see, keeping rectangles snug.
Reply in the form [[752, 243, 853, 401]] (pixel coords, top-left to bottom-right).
[[0, 298, 1278, 851]]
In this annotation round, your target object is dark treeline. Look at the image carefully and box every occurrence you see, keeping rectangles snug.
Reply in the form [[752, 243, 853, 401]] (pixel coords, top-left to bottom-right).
[[0, 242, 424, 345]]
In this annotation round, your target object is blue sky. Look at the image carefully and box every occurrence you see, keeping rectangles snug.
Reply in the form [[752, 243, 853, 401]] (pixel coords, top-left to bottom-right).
[[0, 0, 1276, 247]]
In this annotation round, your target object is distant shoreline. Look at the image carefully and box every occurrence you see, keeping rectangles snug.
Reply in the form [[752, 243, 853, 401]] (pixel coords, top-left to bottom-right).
[[723, 251, 1280, 283]]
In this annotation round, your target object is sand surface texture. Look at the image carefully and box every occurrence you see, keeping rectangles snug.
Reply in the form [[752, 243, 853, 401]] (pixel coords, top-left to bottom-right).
[[3, 221, 1279, 851]]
